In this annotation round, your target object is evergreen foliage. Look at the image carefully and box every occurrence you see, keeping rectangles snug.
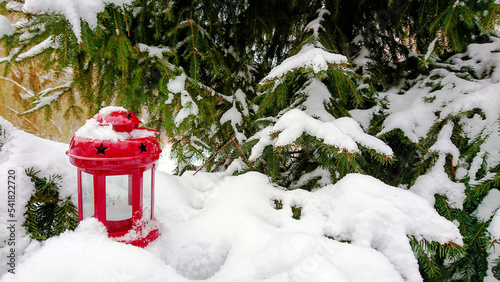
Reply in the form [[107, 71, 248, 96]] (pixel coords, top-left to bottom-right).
[[23, 168, 78, 241], [369, 37, 500, 280], [1, 0, 500, 280]]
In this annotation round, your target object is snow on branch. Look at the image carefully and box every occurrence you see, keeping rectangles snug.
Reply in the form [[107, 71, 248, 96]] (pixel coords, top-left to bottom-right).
[[15, 36, 58, 61], [137, 43, 172, 58], [305, 7, 330, 39], [260, 44, 348, 83], [0, 47, 21, 64], [410, 123, 466, 209], [220, 90, 249, 143], [22, 0, 133, 43], [429, 122, 460, 166], [167, 73, 199, 126], [20, 81, 72, 115], [248, 109, 393, 161]]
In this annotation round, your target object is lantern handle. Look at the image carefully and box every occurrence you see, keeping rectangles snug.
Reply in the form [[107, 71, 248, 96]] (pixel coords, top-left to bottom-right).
[[137, 127, 160, 134]]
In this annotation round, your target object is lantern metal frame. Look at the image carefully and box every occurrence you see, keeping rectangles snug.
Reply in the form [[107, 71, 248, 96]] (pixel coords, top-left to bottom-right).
[[67, 108, 161, 247]]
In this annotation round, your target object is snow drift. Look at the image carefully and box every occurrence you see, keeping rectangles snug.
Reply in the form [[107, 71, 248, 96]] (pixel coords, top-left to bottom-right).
[[0, 117, 462, 281]]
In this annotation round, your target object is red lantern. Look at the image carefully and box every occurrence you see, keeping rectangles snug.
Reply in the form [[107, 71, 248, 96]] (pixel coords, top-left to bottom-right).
[[67, 107, 162, 247]]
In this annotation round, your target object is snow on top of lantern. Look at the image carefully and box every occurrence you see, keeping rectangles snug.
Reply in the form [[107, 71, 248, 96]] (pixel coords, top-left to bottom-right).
[[98, 106, 128, 116], [75, 107, 157, 142], [75, 119, 156, 142]]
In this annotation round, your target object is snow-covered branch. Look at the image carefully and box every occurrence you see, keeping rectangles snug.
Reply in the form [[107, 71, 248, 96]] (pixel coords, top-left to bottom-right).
[[20, 81, 73, 115]]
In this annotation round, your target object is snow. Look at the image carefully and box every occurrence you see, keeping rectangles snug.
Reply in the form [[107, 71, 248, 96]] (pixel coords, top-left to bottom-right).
[[234, 89, 249, 116], [0, 118, 463, 282], [0, 117, 76, 201], [220, 106, 242, 127], [429, 122, 460, 166], [354, 38, 500, 231], [349, 106, 377, 131], [423, 37, 438, 62], [248, 109, 393, 161], [489, 212, 500, 241], [475, 189, 500, 222], [5, 1, 23, 12], [15, 36, 58, 61], [174, 91, 199, 126], [0, 47, 19, 64], [164, 73, 199, 125], [137, 43, 171, 58], [475, 189, 500, 244], [1, 219, 184, 282], [352, 45, 371, 69], [220, 89, 249, 143], [75, 118, 156, 142], [301, 78, 335, 122], [305, 8, 329, 39], [97, 105, 128, 117], [261, 44, 348, 82], [0, 15, 13, 37], [351, 34, 372, 70], [410, 122, 466, 208], [316, 174, 462, 280], [22, 0, 132, 43], [74, 106, 156, 141], [347, 36, 500, 281], [220, 105, 245, 143], [290, 167, 331, 189], [410, 156, 466, 209], [158, 144, 177, 174], [12, 18, 37, 40], [20, 82, 72, 115], [378, 87, 437, 143]]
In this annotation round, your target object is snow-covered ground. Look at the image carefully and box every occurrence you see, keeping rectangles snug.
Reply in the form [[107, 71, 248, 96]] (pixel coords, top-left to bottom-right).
[[0, 117, 462, 282]]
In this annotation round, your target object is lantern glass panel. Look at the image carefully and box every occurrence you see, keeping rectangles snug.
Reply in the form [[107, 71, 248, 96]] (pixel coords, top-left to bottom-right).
[[143, 168, 152, 219], [81, 171, 94, 219], [106, 174, 133, 221]]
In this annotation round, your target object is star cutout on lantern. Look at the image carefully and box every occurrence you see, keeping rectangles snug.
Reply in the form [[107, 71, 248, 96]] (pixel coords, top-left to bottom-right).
[[124, 112, 133, 119], [95, 143, 109, 155], [138, 143, 147, 153]]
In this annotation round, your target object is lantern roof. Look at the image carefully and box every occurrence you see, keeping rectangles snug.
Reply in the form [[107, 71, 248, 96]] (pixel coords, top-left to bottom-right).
[[93, 106, 141, 132], [67, 107, 162, 170]]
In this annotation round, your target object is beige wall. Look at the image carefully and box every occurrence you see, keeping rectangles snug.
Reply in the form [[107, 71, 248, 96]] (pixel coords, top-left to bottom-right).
[[0, 12, 85, 143], [0, 66, 85, 143]]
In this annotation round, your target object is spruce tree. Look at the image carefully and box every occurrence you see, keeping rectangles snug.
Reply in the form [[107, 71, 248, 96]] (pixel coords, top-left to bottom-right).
[[364, 27, 500, 282], [1, 1, 500, 280], [244, 7, 393, 190]]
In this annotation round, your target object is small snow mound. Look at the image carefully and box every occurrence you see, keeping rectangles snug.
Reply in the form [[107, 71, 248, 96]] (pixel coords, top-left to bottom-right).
[[75, 218, 108, 235], [167, 73, 187, 94], [97, 106, 128, 117]]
